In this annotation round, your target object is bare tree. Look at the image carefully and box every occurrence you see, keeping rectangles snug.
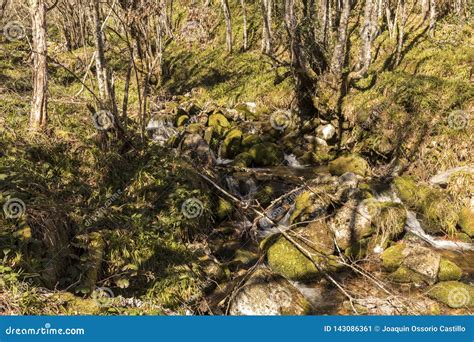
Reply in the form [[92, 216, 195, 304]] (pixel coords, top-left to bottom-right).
[[395, 0, 407, 65], [29, 0, 48, 130], [330, 0, 352, 82], [429, 0, 436, 36], [240, 0, 248, 50]]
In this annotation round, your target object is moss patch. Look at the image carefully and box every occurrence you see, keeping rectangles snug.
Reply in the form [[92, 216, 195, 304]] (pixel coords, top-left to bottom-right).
[[381, 243, 406, 272], [458, 207, 474, 237], [438, 258, 462, 281], [248, 142, 284, 167], [328, 154, 370, 176], [427, 281, 474, 308]]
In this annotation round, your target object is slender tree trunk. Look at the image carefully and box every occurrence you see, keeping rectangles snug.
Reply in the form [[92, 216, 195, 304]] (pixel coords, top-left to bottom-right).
[[221, 0, 232, 53], [429, 0, 436, 37], [355, 0, 374, 77], [240, 0, 248, 50], [29, 0, 48, 130], [261, 0, 272, 53], [395, 0, 406, 65], [421, 0, 429, 18]]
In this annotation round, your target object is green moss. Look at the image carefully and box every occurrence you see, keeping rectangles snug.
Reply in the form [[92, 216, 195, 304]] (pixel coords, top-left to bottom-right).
[[438, 258, 462, 281], [389, 265, 426, 284], [255, 185, 274, 206], [221, 128, 243, 158], [176, 115, 189, 127], [381, 243, 406, 272], [208, 113, 230, 136], [427, 281, 474, 308], [234, 152, 254, 167], [216, 197, 233, 220], [345, 238, 369, 259], [267, 236, 340, 281], [289, 191, 313, 223], [248, 143, 284, 167], [241, 134, 262, 148], [458, 207, 474, 237], [393, 176, 458, 235], [328, 154, 370, 176]]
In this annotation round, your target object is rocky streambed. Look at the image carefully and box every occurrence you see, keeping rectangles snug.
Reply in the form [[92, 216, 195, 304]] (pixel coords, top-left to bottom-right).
[[147, 97, 474, 315]]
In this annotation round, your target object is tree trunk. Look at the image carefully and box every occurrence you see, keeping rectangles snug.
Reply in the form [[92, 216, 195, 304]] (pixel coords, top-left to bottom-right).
[[221, 0, 232, 53], [429, 0, 436, 37], [261, 0, 272, 53], [395, 0, 406, 65], [330, 0, 351, 81], [240, 0, 248, 50], [354, 0, 374, 77], [29, 0, 48, 130]]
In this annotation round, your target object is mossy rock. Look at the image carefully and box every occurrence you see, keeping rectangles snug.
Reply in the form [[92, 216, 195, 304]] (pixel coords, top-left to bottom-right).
[[458, 207, 474, 237], [289, 191, 313, 223], [393, 176, 458, 234], [328, 154, 370, 176], [381, 243, 406, 272], [176, 115, 189, 127], [438, 258, 462, 281], [234, 152, 254, 167], [427, 281, 474, 308], [267, 236, 340, 281], [248, 142, 284, 167], [187, 123, 204, 134], [241, 134, 262, 149], [345, 238, 370, 259], [208, 113, 230, 136], [53, 292, 101, 315], [389, 266, 426, 284], [216, 197, 233, 220], [221, 128, 243, 159]]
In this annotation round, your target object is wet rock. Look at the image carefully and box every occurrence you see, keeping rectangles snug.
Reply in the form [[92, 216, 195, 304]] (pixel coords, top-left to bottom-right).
[[427, 281, 474, 308], [458, 207, 474, 237], [350, 296, 440, 315], [180, 133, 214, 165], [248, 142, 284, 167], [328, 154, 370, 176], [229, 268, 312, 315]]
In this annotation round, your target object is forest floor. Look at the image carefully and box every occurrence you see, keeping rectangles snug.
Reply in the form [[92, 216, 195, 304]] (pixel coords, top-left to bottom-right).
[[0, 6, 473, 315]]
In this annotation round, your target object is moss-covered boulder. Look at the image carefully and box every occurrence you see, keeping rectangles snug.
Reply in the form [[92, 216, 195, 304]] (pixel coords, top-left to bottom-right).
[[393, 176, 458, 234], [438, 258, 462, 281], [289, 191, 314, 223], [381, 243, 406, 272], [248, 142, 284, 166], [328, 154, 370, 176], [427, 281, 474, 308], [233, 152, 254, 167], [208, 113, 231, 136], [229, 268, 312, 315], [266, 229, 340, 281], [458, 207, 474, 237], [221, 128, 243, 159], [389, 265, 426, 284], [241, 134, 263, 149]]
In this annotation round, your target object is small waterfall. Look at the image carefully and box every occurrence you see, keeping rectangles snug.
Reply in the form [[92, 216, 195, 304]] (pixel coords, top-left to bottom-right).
[[284, 153, 304, 168], [146, 116, 178, 146]]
